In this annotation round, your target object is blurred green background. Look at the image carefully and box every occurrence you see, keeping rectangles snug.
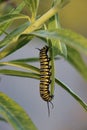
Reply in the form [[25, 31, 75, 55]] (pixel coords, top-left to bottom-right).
[[0, 0, 87, 36]]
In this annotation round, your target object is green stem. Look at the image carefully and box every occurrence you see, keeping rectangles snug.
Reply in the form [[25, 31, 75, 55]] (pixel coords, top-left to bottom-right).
[[22, 4, 60, 34], [49, 43, 55, 96]]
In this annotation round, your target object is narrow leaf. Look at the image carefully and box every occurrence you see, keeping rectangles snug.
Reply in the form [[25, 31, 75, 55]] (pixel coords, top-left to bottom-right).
[[31, 29, 87, 55], [9, 57, 59, 63], [58, 0, 70, 8], [0, 22, 30, 48], [12, 1, 25, 14], [0, 1, 26, 35], [10, 57, 39, 62], [23, 0, 39, 19], [0, 69, 40, 79], [55, 78, 87, 111], [0, 116, 7, 123], [0, 92, 37, 130], [0, 14, 29, 26], [0, 62, 40, 74], [67, 46, 87, 80], [0, 68, 86, 112], [48, 15, 67, 57], [0, 34, 33, 60]]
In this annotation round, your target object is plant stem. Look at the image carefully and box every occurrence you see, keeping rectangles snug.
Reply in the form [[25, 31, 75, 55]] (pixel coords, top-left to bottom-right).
[[23, 4, 60, 34], [49, 42, 55, 96]]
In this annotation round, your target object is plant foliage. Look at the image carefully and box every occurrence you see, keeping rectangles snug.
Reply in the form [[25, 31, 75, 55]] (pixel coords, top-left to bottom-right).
[[0, 0, 87, 129]]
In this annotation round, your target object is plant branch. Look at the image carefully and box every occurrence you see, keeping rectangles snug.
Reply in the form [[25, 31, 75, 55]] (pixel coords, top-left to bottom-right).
[[22, 4, 61, 34]]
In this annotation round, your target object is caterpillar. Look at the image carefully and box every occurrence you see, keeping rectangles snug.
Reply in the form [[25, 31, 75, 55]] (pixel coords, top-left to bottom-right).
[[38, 45, 54, 116]]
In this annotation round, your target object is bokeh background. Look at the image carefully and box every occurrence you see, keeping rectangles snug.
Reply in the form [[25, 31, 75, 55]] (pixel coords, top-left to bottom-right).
[[0, 0, 87, 130]]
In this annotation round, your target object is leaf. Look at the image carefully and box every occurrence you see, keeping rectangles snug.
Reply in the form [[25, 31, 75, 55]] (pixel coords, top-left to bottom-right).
[[55, 78, 87, 111], [0, 22, 30, 48], [0, 62, 40, 74], [23, 0, 39, 19], [10, 57, 39, 63], [0, 1, 26, 35], [0, 69, 39, 80], [50, 38, 67, 57], [0, 34, 33, 60], [0, 14, 29, 26], [52, 0, 61, 7], [12, 1, 25, 14], [48, 15, 67, 57], [8, 57, 59, 63], [0, 92, 37, 130], [67, 46, 87, 80], [0, 68, 86, 112], [48, 13, 87, 79], [0, 116, 7, 123], [31, 29, 87, 55], [51, 0, 70, 8]]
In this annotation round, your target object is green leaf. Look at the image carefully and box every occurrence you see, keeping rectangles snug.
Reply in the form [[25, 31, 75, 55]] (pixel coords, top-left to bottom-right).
[[0, 92, 37, 130], [0, 34, 33, 60], [0, 62, 40, 74], [0, 68, 86, 112], [59, 0, 70, 8], [12, 1, 25, 14], [31, 29, 87, 55], [55, 78, 87, 111], [0, 69, 39, 80], [0, 22, 30, 48], [10, 57, 39, 62], [48, 15, 67, 57], [50, 38, 67, 57], [0, 14, 29, 26], [9, 57, 59, 63], [0, 116, 7, 123], [48, 14, 61, 30], [23, 0, 39, 20], [52, 0, 70, 8], [67, 46, 87, 80], [0, 1, 26, 35]]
